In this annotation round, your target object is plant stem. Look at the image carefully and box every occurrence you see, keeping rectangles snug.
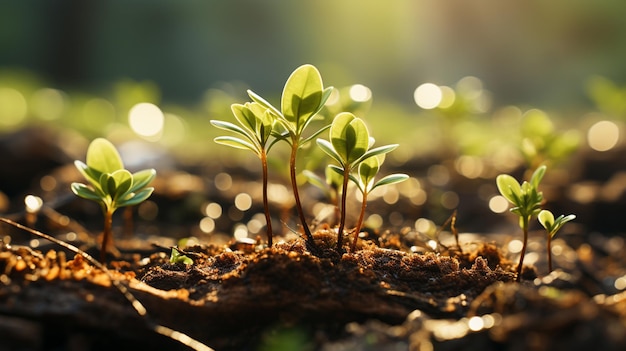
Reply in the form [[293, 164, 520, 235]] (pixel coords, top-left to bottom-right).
[[336, 168, 350, 252], [547, 233, 552, 273], [516, 216, 529, 282], [261, 151, 273, 247], [289, 141, 316, 250], [351, 190, 368, 253], [101, 208, 114, 262]]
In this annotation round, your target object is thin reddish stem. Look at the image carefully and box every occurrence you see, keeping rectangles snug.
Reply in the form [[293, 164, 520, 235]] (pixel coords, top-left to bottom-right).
[[289, 142, 316, 250], [101, 208, 114, 262], [351, 190, 368, 253], [261, 151, 273, 247], [516, 217, 529, 282], [336, 169, 350, 253]]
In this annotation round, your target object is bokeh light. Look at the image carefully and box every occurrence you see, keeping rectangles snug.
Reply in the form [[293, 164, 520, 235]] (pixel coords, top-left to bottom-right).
[[414, 83, 442, 109], [349, 84, 372, 102], [0, 88, 27, 127], [587, 120, 619, 151], [128, 102, 164, 138]]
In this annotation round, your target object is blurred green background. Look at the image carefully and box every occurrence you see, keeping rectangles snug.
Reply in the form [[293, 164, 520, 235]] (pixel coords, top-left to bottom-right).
[[1, 0, 626, 241], [2, 0, 626, 109]]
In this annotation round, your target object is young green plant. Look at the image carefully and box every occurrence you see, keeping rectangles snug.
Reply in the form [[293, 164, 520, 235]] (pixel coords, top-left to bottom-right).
[[247, 64, 333, 251], [211, 102, 279, 246], [496, 165, 546, 281], [348, 156, 408, 252], [538, 210, 575, 273], [317, 112, 398, 252], [71, 138, 156, 262]]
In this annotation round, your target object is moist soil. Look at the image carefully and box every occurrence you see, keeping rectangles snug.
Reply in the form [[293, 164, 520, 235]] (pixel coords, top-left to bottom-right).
[[2, 127, 626, 350]]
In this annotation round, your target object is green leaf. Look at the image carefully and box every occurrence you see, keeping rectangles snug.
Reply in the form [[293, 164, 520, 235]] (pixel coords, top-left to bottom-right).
[[354, 144, 398, 165], [372, 174, 409, 191], [210, 120, 256, 142], [496, 174, 522, 205], [530, 165, 547, 189], [117, 188, 154, 207], [329, 112, 356, 163], [247, 89, 282, 120], [358, 156, 380, 189], [71, 183, 103, 202], [301, 124, 331, 146], [214, 136, 261, 155], [111, 169, 133, 200], [281, 64, 324, 131], [538, 209, 555, 231], [316, 139, 345, 166], [86, 138, 124, 174], [129, 169, 156, 193], [231, 103, 257, 134]]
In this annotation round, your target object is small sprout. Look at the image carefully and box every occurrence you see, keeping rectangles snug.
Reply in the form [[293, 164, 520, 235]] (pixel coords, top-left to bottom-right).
[[496, 165, 546, 281], [169, 247, 194, 265], [349, 156, 408, 252], [538, 210, 576, 273], [317, 112, 398, 252], [211, 102, 279, 246], [248, 64, 334, 251], [71, 138, 156, 262]]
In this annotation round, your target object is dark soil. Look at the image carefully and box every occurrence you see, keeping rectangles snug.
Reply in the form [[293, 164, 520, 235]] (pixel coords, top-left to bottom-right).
[[2, 127, 626, 350]]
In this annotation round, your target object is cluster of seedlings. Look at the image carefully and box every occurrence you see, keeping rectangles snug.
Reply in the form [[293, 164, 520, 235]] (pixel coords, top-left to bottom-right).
[[69, 64, 576, 282]]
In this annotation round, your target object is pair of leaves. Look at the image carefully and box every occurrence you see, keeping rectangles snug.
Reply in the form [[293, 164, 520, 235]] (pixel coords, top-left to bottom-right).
[[211, 102, 278, 157], [248, 64, 334, 139], [496, 165, 546, 219], [351, 156, 408, 195], [71, 138, 156, 211], [317, 112, 397, 170], [538, 210, 576, 238]]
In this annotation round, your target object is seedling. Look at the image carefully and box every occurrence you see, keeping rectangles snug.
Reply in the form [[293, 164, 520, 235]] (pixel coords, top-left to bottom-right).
[[348, 156, 408, 252], [211, 102, 279, 246], [317, 112, 398, 252], [538, 210, 576, 273], [496, 165, 546, 281], [247, 64, 333, 250], [71, 138, 156, 262], [170, 247, 194, 265]]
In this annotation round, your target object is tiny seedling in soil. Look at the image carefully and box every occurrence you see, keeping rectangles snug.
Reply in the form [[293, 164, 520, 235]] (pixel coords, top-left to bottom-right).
[[496, 165, 545, 281], [317, 112, 399, 252], [348, 155, 408, 252], [169, 246, 194, 265], [71, 138, 156, 262], [211, 102, 280, 246], [538, 209, 576, 272], [247, 64, 334, 251]]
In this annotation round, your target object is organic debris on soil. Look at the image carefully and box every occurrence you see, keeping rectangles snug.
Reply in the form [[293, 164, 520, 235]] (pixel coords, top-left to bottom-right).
[[0, 228, 520, 350]]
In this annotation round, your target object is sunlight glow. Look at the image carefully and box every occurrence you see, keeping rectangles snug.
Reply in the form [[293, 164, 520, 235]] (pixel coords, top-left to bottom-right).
[[31, 88, 65, 120], [199, 217, 215, 233], [349, 84, 372, 102], [24, 195, 43, 213], [489, 195, 509, 213], [128, 102, 164, 138], [204, 202, 223, 219], [588, 120, 619, 151], [414, 83, 442, 109], [0, 88, 27, 126]]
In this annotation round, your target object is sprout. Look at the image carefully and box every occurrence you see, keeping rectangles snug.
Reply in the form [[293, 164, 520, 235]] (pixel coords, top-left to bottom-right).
[[71, 138, 155, 262], [496, 165, 545, 281], [538, 210, 576, 273], [169, 247, 194, 265], [211, 102, 280, 246], [248, 64, 333, 252], [317, 112, 398, 252], [348, 156, 408, 252]]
